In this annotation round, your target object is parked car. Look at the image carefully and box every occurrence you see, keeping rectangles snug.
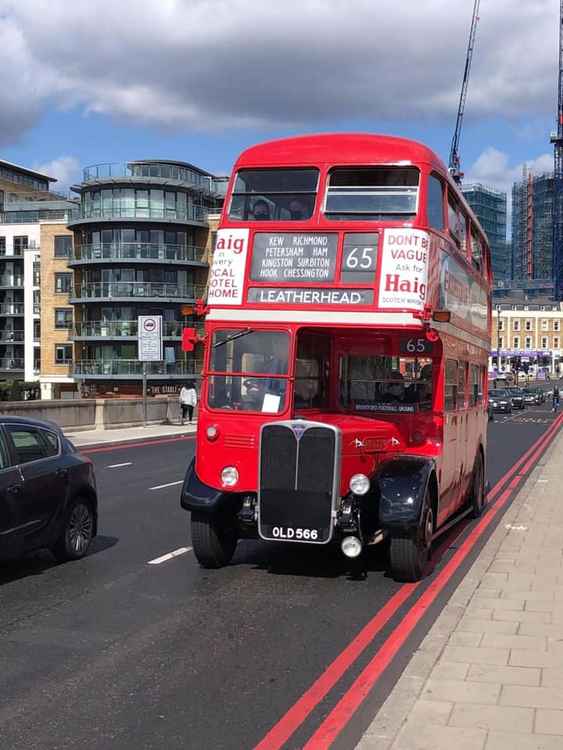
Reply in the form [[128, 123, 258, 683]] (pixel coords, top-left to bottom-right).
[[0, 417, 97, 562], [507, 387, 526, 410], [489, 389, 513, 414]]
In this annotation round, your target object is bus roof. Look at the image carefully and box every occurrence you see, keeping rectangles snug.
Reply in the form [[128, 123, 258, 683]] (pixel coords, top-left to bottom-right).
[[232, 132, 488, 249], [235, 133, 448, 172]]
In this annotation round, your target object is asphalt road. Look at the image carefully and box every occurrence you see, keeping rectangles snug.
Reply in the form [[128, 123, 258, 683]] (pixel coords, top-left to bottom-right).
[[0, 401, 560, 750]]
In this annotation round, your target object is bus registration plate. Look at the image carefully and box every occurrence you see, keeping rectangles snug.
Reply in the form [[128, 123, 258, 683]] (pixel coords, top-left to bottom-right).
[[271, 526, 319, 541]]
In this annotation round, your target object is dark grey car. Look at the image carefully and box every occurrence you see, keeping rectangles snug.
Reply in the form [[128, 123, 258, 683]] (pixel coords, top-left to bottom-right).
[[507, 387, 526, 410], [0, 417, 98, 562], [489, 389, 513, 414]]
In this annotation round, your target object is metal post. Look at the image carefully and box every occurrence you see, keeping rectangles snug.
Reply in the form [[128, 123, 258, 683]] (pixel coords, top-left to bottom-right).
[[143, 362, 147, 427], [497, 311, 501, 366]]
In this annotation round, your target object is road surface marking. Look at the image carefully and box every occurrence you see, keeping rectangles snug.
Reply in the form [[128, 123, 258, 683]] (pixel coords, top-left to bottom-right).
[[107, 462, 132, 468], [255, 413, 563, 750], [148, 547, 192, 565], [149, 480, 183, 491]]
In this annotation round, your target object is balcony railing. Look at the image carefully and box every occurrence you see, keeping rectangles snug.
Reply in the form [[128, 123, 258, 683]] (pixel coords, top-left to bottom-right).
[[71, 282, 204, 301], [72, 243, 206, 264], [0, 330, 25, 343], [79, 204, 208, 223], [0, 304, 24, 315], [0, 276, 24, 287], [0, 249, 24, 258], [73, 320, 204, 338], [73, 359, 203, 378], [0, 358, 24, 370]]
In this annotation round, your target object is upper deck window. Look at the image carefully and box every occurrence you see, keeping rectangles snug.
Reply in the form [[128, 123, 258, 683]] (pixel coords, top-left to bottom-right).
[[324, 167, 419, 221], [228, 169, 318, 221]]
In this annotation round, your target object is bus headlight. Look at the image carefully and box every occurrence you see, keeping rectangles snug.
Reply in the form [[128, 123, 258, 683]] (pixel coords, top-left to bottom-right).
[[349, 473, 370, 495], [221, 466, 239, 487]]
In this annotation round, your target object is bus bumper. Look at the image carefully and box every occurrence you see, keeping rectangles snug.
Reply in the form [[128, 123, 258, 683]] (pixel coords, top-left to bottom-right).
[[376, 456, 437, 536]]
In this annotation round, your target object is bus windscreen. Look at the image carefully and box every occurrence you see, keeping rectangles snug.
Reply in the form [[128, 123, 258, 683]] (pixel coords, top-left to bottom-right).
[[228, 168, 318, 221], [325, 166, 419, 220]]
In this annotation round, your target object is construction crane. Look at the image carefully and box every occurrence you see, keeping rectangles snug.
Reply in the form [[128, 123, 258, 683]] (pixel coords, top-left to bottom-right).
[[448, 0, 481, 184], [552, 0, 563, 301]]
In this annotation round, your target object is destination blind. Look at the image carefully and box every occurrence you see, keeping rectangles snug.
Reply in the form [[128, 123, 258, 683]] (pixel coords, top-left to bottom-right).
[[250, 233, 338, 282]]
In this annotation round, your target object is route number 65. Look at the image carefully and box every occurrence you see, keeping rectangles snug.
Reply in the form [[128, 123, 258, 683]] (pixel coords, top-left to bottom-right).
[[345, 246, 375, 270], [405, 338, 428, 353]]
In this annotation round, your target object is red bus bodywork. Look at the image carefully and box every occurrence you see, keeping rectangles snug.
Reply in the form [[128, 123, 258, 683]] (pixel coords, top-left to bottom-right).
[[181, 134, 492, 580]]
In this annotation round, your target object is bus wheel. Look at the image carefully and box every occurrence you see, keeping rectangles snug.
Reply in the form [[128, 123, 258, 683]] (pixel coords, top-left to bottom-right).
[[389, 497, 433, 582], [191, 511, 237, 569], [470, 453, 486, 518]]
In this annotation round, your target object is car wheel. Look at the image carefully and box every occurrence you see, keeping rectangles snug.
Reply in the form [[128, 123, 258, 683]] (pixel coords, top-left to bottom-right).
[[470, 452, 486, 518], [191, 511, 237, 569], [389, 493, 433, 582], [52, 497, 95, 562]]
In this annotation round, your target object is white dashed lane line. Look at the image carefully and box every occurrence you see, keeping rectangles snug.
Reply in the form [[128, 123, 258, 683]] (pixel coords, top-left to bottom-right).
[[107, 462, 133, 469], [148, 547, 192, 565], [149, 480, 183, 491]]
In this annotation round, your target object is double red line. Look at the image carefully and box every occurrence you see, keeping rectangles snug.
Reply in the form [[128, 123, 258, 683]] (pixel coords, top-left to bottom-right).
[[255, 414, 563, 750]]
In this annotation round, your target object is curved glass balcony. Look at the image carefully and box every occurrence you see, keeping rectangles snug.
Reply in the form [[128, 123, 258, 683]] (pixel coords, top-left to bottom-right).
[[0, 330, 25, 343], [73, 359, 202, 378], [82, 162, 211, 190], [71, 282, 205, 302], [73, 320, 204, 339], [70, 243, 207, 265], [0, 276, 23, 288], [0, 358, 24, 371], [0, 304, 24, 315]]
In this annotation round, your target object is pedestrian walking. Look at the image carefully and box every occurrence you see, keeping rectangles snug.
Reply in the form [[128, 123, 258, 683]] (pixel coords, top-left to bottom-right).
[[179, 382, 197, 424], [553, 385, 560, 413]]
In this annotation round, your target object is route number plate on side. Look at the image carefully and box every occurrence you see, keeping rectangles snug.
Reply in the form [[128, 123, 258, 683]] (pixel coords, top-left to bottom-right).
[[399, 337, 434, 355]]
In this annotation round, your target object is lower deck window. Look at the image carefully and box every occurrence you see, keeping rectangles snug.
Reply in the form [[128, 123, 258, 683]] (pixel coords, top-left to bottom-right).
[[340, 355, 432, 413]]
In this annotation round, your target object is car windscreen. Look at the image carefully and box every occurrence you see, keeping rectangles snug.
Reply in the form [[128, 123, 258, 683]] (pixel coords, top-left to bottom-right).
[[324, 166, 419, 221], [228, 168, 318, 221], [490, 390, 508, 398]]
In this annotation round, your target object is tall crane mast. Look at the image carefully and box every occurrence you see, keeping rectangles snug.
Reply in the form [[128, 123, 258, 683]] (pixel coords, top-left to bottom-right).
[[552, 0, 563, 301], [449, 0, 481, 184]]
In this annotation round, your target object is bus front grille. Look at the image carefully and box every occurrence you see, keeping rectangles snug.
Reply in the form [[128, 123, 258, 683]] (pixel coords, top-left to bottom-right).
[[258, 421, 340, 544]]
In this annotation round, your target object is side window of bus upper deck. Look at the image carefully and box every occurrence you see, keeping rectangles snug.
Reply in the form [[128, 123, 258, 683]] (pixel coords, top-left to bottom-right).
[[471, 226, 483, 271], [447, 194, 467, 253], [427, 175, 445, 230]]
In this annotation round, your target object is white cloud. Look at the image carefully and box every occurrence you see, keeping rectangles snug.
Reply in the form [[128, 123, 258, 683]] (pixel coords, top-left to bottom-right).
[[0, 0, 559, 144], [464, 147, 553, 195], [33, 155, 81, 194]]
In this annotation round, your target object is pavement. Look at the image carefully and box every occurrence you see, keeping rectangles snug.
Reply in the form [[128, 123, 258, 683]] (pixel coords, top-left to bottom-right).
[[65, 420, 197, 447], [358, 427, 563, 750]]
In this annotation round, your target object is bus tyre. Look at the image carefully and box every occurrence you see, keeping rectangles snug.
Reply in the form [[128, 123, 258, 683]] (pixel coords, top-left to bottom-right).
[[191, 511, 237, 569], [470, 453, 485, 519], [389, 499, 433, 582]]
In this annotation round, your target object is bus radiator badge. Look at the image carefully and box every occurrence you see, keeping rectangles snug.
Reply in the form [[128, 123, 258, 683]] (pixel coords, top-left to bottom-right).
[[291, 423, 307, 440]]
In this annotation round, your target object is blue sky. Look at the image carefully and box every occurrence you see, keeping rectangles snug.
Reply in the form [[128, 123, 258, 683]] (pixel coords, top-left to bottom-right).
[[0, 0, 558, 194]]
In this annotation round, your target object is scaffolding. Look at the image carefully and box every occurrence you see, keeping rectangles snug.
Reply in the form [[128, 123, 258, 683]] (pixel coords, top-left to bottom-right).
[[552, 0, 563, 299]]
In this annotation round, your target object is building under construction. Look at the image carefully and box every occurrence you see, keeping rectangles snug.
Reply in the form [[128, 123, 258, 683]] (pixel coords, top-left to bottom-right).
[[462, 183, 510, 281], [511, 169, 555, 283]]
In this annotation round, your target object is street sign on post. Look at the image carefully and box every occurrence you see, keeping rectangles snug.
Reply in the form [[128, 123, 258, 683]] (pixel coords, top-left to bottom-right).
[[138, 315, 163, 426], [138, 315, 163, 362]]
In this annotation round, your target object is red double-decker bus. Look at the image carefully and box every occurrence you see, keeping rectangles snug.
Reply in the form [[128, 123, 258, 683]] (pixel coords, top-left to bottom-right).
[[181, 133, 492, 581]]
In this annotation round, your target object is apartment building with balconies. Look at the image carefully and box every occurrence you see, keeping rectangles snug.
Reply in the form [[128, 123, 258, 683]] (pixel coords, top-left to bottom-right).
[[68, 160, 225, 395], [0, 159, 78, 386]]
